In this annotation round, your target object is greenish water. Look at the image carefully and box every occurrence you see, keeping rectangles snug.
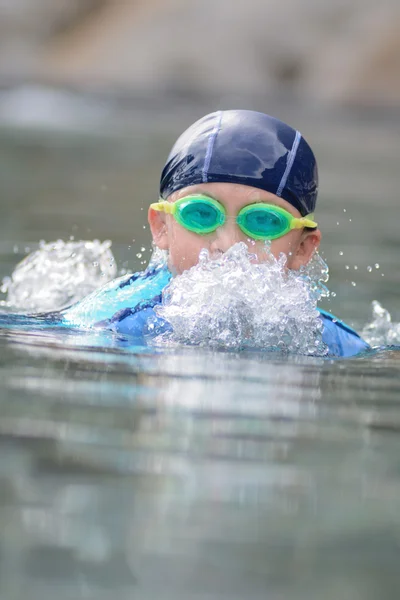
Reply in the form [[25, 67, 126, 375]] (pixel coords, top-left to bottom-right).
[[0, 103, 399, 599]]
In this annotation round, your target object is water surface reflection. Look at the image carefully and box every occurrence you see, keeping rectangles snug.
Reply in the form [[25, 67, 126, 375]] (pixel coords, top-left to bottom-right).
[[0, 328, 400, 599]]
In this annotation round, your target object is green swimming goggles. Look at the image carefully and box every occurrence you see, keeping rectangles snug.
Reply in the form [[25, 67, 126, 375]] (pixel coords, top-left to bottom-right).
[[150, 194, 317, 240]]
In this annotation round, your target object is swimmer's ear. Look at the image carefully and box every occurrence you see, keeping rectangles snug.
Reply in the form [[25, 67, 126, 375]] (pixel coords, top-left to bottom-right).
[[148, 206, 169, 250], [291, 228, 322, 269]]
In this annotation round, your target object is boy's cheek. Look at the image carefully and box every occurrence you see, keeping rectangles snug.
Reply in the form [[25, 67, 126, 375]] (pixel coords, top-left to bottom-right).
[[168, 250, 199, 275], [269, 232, 303, 267], [168, 233, 206, 274], [269, 234, 295, 255]]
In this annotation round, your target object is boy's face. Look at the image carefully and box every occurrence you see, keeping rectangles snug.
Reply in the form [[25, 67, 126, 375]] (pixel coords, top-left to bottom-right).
[[149, 182, 321, 275]]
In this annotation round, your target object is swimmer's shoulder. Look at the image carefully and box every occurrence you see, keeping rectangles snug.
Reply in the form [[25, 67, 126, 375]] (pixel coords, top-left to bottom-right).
[[318, 308, 362, 337], [318, 308, 370, 357], [102, 263, 171, 338]]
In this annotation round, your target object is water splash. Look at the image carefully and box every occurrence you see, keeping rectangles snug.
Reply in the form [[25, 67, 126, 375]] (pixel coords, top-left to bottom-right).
[[1, 240, 117, 312], [362, 301, 400, 347], [153, 243, 329, 356], [299, 250, 330, 301]]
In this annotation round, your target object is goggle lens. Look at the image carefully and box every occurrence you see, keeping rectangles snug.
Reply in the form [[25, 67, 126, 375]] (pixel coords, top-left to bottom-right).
[[177, 199, 224, 233], [238, 207, 290, 240]]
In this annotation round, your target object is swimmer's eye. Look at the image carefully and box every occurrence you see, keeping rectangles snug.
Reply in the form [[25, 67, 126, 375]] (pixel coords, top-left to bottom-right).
[[237, 207, 290, 239], [241, 210, 288, 237], [176, 199, 225, 234]]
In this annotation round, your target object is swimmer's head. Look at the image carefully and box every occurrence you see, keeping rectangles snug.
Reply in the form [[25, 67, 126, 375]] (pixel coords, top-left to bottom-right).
[[149, 110, 321, 274]]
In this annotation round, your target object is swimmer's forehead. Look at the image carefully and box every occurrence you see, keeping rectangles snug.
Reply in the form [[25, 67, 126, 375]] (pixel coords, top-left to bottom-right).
[[168, 183, 302, 217]]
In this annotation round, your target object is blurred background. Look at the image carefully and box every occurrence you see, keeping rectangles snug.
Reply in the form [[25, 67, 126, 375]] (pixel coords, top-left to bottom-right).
[[1, 0, 399, 105], [0, 0, 399, 319]]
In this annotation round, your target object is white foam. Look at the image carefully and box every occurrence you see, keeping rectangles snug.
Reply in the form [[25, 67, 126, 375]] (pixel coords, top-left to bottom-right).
[[153, 243, 329, 356], [1, 239, 117, 312], [362, 301, 400, 347]]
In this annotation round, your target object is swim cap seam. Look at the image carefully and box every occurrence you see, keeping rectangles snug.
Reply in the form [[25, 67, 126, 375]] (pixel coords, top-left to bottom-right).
[[276, 130, 301, 198], [202, 111, 223, 183]]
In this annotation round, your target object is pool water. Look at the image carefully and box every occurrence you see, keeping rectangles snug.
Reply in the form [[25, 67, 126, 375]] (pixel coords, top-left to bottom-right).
[[0, 103, 399, 599]]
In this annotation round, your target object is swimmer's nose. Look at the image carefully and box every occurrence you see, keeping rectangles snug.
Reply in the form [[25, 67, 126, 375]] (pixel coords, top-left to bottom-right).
[[209, 221, 241, 253]]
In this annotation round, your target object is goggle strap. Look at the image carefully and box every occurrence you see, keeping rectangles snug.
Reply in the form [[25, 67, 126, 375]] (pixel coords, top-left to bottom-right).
[[291, 214, 317, 229], [301, 214, 318, 228], [151, 201, 175, 215]]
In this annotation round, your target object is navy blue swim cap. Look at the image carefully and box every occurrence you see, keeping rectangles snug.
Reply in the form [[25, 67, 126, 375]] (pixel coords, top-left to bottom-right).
[[160, 110, 318, 217]]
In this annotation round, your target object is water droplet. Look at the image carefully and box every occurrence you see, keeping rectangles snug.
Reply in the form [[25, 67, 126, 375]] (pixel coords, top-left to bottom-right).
[[143, 225, 146, 229], [331, 291, 337, 297], [343, 208, 347, 213], [351, 281, 356, 287], [354, 265, 358, 270], [140, 247, 146, 252], [349, 218, 352, 222], [367, 266, 372, 272], [375, 263, 380, 269], [136, 253, 142, 258], [345, 265, 350, 270], [336, 221, 340, 225], [339, 251, 343, 256], [13, 245, 19, 254]]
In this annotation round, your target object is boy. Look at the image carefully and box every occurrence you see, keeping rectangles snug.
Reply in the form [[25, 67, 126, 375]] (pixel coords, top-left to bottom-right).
[[65, 110, 369, 357]]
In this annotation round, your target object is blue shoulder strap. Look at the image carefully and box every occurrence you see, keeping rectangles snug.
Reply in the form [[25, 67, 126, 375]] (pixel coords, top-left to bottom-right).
[[62, 263, 172, 328], [109, 293, 162, 324]]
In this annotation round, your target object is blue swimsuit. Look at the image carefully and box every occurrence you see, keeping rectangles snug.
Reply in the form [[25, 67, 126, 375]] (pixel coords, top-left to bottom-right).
[[63, 264, 370, 358], [318, 309, 370, 357]]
